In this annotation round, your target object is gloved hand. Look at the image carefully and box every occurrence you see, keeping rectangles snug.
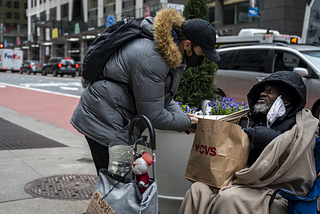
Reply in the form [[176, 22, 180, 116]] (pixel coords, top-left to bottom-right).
[[242, 127, 254, 141]]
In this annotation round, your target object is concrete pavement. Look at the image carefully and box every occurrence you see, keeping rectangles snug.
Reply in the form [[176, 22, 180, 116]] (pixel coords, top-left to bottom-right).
[[0, 85, 96, 214]]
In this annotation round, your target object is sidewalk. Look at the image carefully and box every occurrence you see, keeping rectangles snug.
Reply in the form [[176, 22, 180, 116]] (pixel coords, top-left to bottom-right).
[[0, 105, 96, 214]]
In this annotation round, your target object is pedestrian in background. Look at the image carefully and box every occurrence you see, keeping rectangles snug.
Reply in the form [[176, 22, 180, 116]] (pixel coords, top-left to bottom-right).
[[71, 8, 220, 174]]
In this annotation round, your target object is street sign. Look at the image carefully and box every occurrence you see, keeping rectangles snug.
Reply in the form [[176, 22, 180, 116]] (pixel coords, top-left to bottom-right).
[[52, 28, 58, 39], [74, 23, 80, 34], [106, 15, 115, 28], [248, 0, 259, 17]]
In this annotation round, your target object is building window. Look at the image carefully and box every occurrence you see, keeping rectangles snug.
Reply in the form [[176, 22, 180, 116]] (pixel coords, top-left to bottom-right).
[[104, 0, 114, 4], [50, 7, 56, 20], [40, 11, 46, 22], [237, 2, 256, 23], [88, 0, 97, 9], [224, 2, 258, 25], [14, 1, 19, 8], [208, 7, 215, 23], [61, 3, 69, 18], [88, 9, 97, 17], [6, 12, 12, 18], [14, 13, 20, 19], [7, 1, 11, 7], [104, 4, 115, 13], [104, 0, 115, 14], [24, 2, 27, 9], [224, 4, 235, 25]]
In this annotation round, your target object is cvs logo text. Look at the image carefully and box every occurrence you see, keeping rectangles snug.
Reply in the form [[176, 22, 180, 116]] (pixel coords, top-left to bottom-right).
[[195, 144, 217, 156]]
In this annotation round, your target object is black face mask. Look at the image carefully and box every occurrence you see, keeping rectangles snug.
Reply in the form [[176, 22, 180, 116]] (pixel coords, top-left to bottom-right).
[[185, 46, 204, 67]]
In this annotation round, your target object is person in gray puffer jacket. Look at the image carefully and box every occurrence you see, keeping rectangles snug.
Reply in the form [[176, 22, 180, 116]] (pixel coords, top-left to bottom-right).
[[71, 8, 220, 174]]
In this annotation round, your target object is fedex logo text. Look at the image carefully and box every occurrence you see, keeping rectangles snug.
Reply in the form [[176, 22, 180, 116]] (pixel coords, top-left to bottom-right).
[[195, 144, 217, 156], [4, 53, 21, 60]]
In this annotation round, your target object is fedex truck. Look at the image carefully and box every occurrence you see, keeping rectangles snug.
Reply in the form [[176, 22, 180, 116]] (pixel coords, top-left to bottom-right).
[[0, 49, 23, 72]]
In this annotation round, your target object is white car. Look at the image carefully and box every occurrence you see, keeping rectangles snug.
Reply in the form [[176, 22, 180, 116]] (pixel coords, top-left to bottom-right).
[[215, 44, 320, 119]]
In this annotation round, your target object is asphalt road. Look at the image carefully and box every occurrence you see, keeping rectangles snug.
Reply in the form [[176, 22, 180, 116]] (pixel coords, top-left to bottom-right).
[[0, 72, 82, 134], [0, 72, 84, 97]]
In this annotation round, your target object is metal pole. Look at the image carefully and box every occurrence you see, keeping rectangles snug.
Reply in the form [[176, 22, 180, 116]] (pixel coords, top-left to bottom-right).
[[0, 23, 3, 44], [258, 0, 262, 28]]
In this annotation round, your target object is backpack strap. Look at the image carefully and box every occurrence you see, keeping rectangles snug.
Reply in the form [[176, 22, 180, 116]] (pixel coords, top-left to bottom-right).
[[82, 18, 142, 83]]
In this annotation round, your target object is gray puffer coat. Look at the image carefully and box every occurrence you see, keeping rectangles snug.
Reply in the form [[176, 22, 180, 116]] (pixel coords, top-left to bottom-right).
[[71, 9, 191, 146]]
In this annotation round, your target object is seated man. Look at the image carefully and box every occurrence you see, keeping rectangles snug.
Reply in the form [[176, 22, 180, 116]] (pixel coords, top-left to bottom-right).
[[179, 71, 319, 214]]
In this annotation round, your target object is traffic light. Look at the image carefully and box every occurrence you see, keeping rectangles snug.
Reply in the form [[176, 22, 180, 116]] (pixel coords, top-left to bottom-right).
[[0, 44, 3, 48]]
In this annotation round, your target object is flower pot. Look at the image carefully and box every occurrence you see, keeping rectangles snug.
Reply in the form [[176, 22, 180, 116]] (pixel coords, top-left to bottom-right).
[[150, 116, 227, 214], [154, 129, 194, 214]]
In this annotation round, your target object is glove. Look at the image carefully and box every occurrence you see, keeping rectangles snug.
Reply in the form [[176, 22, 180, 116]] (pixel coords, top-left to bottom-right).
[[242, 127, 253, 141]]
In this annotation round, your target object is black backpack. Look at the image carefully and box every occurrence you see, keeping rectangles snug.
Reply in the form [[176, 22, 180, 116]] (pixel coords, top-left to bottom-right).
[[82, 18, 149, 83]]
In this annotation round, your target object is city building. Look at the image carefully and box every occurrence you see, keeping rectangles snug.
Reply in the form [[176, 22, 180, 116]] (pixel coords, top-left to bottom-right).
[[21, 0, 314, 63], [0, 0, 27, 59]]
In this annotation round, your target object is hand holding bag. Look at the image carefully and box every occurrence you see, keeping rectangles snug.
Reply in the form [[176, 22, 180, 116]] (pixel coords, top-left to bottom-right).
[[185, 118, 250, 188]]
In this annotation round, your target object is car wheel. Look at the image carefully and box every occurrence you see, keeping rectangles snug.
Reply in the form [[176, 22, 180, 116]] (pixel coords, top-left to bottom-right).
[[313, 104, 320, 120], [53, 69, 58, 77], [60, 74, 64, 77], [71, 73, 76, 77], [42, 69, 47, 76]]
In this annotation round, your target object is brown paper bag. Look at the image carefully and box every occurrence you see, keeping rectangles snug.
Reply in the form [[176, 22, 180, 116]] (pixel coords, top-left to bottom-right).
[[185, 118, 250, 188]]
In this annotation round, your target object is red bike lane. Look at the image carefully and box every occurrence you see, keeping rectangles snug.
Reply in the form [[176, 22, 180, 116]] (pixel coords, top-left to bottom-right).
[[0, 84, 81, 135]]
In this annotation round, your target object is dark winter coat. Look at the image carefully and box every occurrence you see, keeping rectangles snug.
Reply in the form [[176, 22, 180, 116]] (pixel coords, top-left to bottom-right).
[[239, 71, 307, 166], [71, 9, 191, 147]]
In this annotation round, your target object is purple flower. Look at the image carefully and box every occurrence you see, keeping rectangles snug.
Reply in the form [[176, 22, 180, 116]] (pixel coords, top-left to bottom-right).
[[177, 97, 248, 116]]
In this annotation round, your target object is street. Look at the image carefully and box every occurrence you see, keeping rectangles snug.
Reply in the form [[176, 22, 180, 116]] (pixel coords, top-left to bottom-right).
[[0, 72, 95, 214], [0, 72, 84, 134], [0, 72, 84, 97]]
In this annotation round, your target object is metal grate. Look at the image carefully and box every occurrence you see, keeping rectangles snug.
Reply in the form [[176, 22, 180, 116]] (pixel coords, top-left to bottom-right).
[[0, 118, 67, 150], [24, 174, 97, 200]]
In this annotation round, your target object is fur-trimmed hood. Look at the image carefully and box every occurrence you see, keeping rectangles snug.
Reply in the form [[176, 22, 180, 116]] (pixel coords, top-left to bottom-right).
[[140, 8, 185, 68]]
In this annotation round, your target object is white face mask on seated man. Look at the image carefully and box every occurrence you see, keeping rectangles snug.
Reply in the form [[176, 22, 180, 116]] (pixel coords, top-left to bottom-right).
[[267, 95, 286, 128]]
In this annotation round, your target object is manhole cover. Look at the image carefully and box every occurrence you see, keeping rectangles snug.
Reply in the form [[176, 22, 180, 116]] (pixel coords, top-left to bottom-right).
[[25, 174, 97, 200]]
